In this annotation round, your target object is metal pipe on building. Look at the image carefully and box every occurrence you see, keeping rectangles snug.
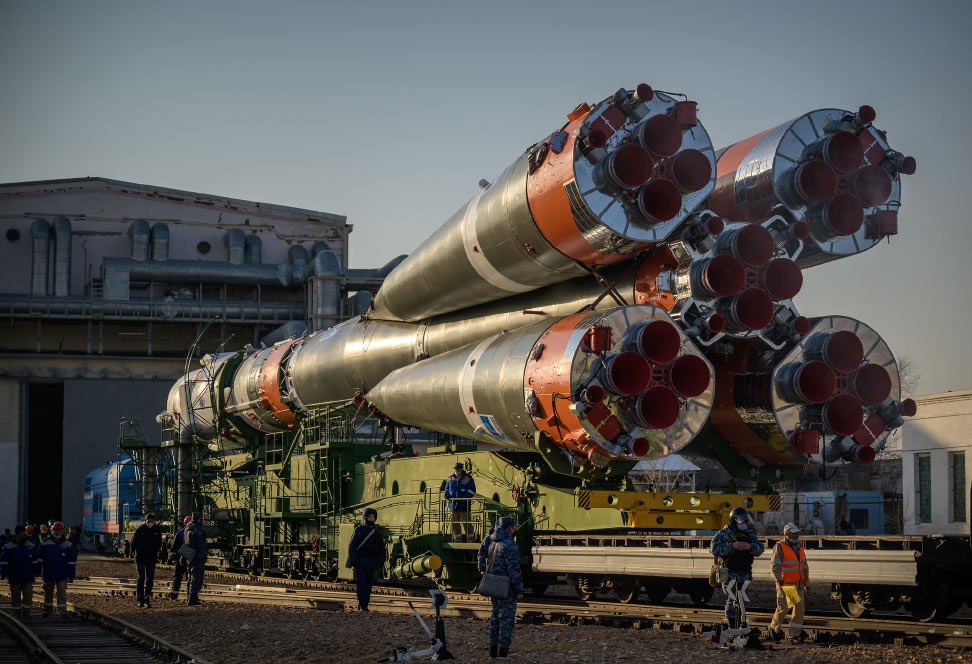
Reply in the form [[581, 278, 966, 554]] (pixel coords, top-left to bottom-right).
[[0, 293, 304, 320], [260, 320, 307, 346], [142, 447, 158, 513], [150, 223, 169, 261], [309, 250, 341, 331], [30, 218, 50, 296], [288, 245, 308, 267], [244, 234, 262, 264], [52, 216, 72, 297], [225, 228, 245, 265], [128, 219, 150, 261]]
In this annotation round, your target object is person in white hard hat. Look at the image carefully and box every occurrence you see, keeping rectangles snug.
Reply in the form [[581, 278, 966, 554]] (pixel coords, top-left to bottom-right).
[[768, 522, 809, 642]]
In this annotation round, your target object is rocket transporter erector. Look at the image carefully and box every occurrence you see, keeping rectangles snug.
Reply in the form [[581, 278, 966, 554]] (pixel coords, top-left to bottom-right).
[[161, 83, 917, 480]]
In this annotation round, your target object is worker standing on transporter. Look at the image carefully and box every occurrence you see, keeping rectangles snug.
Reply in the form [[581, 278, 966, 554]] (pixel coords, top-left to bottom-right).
[[132, 513, 163, 608], [347, 507, 386, 611], [477, 516, 524, 659], [38, 522, 75, 616], [709, 507, 764, 630], [168, 516, 192, 601], [768, 523, 810, 642], [838, 515, 856, 536], [185, 512, 208, 606], [1, 525, 39, 618], [445, 462, 477, 542]]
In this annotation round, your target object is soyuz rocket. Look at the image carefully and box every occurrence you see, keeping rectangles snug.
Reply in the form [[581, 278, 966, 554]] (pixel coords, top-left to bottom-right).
[[163, 83, 918, 477]]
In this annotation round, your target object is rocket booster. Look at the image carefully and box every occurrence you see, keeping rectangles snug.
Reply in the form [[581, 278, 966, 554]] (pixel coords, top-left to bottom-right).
[[707, 106, 916, 268], [372, 85, 716, 322], [366, 305, 714, 466]]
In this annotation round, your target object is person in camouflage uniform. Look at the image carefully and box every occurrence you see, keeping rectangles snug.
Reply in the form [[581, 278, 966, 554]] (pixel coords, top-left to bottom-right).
[[709, 507, 764, 629], [185, 512, 208, 606], [478, 516, 523, 658]]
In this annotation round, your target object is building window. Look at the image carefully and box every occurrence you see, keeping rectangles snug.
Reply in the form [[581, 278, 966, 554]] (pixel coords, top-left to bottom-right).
[[950, 452, 967, 523], [916, 454, 932, 524]]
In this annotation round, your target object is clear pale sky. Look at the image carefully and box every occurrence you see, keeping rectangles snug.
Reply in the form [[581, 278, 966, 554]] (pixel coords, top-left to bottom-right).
[[2, 1, 969, 395]]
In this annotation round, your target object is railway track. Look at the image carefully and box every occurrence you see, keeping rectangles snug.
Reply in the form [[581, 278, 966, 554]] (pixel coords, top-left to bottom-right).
[[0, 604, 210, 663], [55, 575, 972, 649]]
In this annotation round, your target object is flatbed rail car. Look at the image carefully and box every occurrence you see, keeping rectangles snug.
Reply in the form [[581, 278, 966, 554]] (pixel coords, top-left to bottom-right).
[[532, 532, 972, 621]]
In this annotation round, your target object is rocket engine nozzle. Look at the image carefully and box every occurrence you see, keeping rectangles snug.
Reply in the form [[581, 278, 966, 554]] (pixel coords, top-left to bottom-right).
[[762, 258, 803, 301], [794, 161, 837, 202], [638, 113, 682, 157], [776, 361, 837, 404], [633, 319, 682, 364], [718, 288, 774, 332], [716, 224, 775, 268], [634, 386, 681, 430], [602, 351, 652, 396]]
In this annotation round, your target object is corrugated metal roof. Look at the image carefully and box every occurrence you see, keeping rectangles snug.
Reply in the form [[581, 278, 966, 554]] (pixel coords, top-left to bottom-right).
[[0, 176, 347, 225]]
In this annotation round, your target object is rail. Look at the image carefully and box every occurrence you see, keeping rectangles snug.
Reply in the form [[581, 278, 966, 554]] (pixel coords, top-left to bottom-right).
[[0, 601, 213, 663], [47, 575, 972, 648]]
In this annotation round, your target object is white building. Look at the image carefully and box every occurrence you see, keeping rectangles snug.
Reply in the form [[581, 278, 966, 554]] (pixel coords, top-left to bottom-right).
[[901, 389, 971, 535]]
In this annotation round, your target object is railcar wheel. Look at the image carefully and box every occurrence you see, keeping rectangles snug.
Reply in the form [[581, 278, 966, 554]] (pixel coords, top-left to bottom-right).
[[909, 581, 948, 622], [908, 597, 941, 622], [612, 576, 639, 604], [643, 582, 670, 603], [530, 583, 549, 596], [688, 583, 714, 606], [839, 593, 870, 619]]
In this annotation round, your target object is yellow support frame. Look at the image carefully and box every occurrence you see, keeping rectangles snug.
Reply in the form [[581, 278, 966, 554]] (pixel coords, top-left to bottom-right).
[[577, 490, 781, 530]]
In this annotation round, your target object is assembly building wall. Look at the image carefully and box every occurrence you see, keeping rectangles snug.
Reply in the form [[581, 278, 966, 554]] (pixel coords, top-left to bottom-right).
[[0, 380, 20, 530], [61, 379, 171, 527], [902, 390, 972, 536]]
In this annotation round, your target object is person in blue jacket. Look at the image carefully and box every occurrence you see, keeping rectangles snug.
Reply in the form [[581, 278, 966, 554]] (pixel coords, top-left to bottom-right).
[[1, 525, 40, 617], [477, 516, 523, 658], [168, 515, 192, 601], [346, 507, 386, 611], [185, 512, 208, 607], [38, 521, 76, 616], [709, 507, 765, 630], [444, 462, 477, 542]]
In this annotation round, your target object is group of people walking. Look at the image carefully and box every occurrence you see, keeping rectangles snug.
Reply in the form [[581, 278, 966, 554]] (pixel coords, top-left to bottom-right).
[[0, 521, 77, 617], [130, 512, 208, 607]]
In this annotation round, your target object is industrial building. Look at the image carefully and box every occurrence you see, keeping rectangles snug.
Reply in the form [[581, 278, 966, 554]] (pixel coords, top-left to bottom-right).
[[901, 389, 972, 535], [0, 177, 397, 531]]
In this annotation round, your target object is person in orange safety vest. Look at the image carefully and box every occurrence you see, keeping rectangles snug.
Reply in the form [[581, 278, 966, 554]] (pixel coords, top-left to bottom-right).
[[768, 522, 809, 642]]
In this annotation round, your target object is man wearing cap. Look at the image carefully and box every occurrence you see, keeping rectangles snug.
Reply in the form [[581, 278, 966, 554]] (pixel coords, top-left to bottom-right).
[[38, 522, 75, 616], [768, 522, 809, 642], [1, 525, 39, 617], [710, 507, 765, 631], [478, 516, 523, 658], [131, 513, 163, 608], [347, 507, 386, 611], [184, 512, 208, 607], [445, 462, 477, 543]]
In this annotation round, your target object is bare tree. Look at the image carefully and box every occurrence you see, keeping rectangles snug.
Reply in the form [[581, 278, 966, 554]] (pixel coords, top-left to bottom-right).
[[896, 355, 921, 396]]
